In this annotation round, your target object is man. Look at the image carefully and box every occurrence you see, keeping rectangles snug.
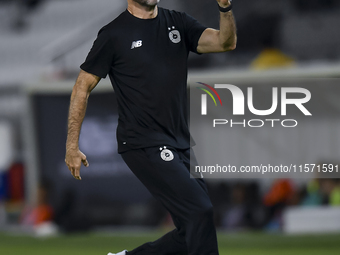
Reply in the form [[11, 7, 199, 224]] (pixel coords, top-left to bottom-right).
[[65, 0, 236, 254]]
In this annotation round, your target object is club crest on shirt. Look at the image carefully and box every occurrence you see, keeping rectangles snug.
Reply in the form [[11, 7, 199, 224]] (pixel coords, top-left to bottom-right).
[[159, 146, 174, 161], [168, 26, 181, 44]]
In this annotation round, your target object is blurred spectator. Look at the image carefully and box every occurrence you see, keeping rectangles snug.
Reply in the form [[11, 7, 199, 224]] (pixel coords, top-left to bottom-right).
[[208, 182, 230, 227], [221, 183, 247, 230], [53, 187, 91, 233], [319, 178, 340, 206], [301, 162, 340, 207], [21, 183, 53, 225], [329, 179, 340, 206], [243, 182, 265, 230], [219, 182, 264, 231], [263, 179, 295, 230], [7, 162, 25, 203], [21, 182, 56, 236], [301, 179, 323, 206]]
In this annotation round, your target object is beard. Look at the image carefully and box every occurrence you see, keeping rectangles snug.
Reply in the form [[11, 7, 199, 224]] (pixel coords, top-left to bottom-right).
[[133, 0, 160, 7]]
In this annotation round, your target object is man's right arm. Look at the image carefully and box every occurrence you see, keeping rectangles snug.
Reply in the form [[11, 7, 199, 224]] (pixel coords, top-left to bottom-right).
[[65, 70, 101, 180]]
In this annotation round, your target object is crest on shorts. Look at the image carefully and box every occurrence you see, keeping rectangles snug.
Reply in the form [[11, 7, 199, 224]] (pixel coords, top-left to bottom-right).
[[160, 146, 174, 161], [168, 26, 181, 44]]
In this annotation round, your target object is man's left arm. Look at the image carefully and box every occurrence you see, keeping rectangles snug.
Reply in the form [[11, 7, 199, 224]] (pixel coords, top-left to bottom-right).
[[197, 0, 237, 53]]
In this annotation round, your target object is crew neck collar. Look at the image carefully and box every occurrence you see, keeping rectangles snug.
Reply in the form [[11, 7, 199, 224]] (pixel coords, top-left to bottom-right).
[[126, 7, 160, 21]]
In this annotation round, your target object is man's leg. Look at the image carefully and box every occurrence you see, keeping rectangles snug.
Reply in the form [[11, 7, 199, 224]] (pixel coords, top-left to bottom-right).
[[121, 146, 219, 255]]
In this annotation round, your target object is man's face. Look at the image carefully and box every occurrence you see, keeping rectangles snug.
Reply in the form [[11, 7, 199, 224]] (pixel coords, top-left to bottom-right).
[[132, 0, 160, 7]]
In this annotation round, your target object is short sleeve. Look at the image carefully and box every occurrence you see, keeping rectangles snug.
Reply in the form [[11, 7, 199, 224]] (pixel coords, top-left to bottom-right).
[[80, 28, 114, 78], [181, 13, 207, 54]]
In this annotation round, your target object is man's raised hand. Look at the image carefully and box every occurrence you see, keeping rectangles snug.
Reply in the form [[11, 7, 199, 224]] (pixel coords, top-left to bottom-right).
[[217, 0, 231, 8]]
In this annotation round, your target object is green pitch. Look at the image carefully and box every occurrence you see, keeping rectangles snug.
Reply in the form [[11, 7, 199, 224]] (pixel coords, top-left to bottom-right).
[[0, 231, 340, 255]]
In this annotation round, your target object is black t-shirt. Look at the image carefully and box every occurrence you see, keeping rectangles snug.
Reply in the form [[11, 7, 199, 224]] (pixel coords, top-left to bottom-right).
[[81, 7, 206, 153]]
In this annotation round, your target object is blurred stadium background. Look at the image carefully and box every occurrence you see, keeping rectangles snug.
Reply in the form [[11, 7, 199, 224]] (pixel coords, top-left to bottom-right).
[[1, 0, 340, 254]]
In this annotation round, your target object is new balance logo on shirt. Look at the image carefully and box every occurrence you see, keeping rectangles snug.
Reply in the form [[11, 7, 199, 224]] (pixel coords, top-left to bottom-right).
[[131, 40, 142, 49]]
